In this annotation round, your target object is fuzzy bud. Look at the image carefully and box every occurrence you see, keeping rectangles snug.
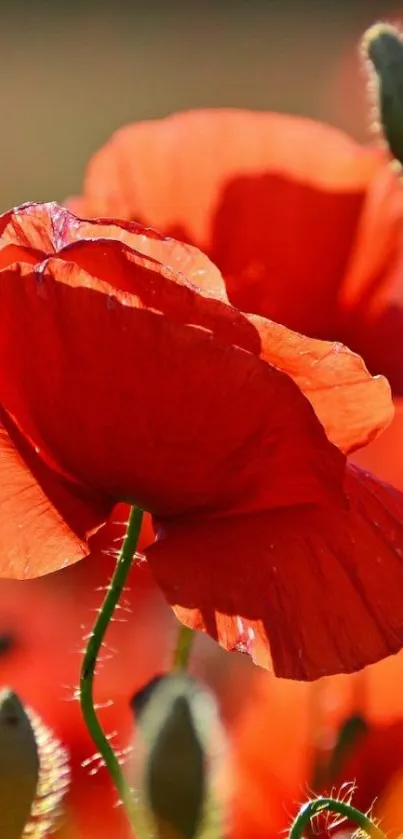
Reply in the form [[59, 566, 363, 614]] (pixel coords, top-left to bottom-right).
[[362, 22, 403, 166]]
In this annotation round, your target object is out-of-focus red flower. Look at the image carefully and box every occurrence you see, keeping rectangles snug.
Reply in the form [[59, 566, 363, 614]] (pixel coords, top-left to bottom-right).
[[1, 201, 403, 681], [69, 109, 403, 394], [321, 36, 403, 490], [227, 675, 313, 839], [340, 720, 403, 827], [228, 651, 403, 839]]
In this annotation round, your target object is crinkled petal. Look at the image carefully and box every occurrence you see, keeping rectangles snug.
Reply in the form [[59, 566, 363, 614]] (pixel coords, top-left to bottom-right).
[[0, 202, 226, 297], [249, 315, 394, 454], [0, 203, 394, 457], [146, 464, 403, 680], [0, 259, 345, 541]]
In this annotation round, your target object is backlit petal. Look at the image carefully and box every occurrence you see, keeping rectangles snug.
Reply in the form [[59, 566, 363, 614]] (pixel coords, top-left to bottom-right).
[[0, 410, 108, 578], [147, 464, 403, 680], [0, 258, 345, 583], [76, 110, 390, 339]]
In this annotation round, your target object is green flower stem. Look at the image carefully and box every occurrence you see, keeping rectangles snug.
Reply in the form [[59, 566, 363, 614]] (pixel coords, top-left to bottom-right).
[[172, 624, 195, 671], [80, 505, 144, 836], [289, 796, 387, 839]]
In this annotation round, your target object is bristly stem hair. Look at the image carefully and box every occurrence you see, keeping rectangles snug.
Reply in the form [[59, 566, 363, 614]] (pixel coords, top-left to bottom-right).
[[80, 505, 144, 837], [289, 796, 387, 839]]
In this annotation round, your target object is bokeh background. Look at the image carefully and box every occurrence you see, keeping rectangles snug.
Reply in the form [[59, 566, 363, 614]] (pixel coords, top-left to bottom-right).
[[4, 2, 403, 838], [1, 0, 401, 210]]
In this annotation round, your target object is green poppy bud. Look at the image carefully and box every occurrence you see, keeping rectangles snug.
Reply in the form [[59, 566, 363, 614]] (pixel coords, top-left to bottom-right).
[[362, 23, 403, 166], [130, 674, 227, 839], [0, 688, 70, 839]]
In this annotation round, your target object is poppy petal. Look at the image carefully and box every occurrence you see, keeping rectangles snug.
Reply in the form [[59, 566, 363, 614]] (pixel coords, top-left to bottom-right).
[[337, 163, 403, 393], [351, 396, 403, 490], [0, 410, 108, 578], [0, 203, 393, 456], [250, 315, 394, 454], [0, 258, 345, 534], [344, 304, 403, 397], [78, 108, 381, 240], [0, 202, 227, 298], [75, 109, 389, 338], [146, 464, 403, 680]]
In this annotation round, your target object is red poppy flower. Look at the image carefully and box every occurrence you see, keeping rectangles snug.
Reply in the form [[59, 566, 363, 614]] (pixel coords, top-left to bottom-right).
[[68, 109, 403, 545], [68, 109, 403, 394], [1, 201, 403, 681]]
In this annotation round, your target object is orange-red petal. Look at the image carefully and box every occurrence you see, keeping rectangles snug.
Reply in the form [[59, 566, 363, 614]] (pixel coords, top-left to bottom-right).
[[0, 202, 226, 297], [77, 109, 382, 243], [146, 464, 403, 681], [249, 315, 394, 454], [0, 251, 347, 581], [0, 203, 394, 457], [351, 397, 403, 490], [0, 408, 109, 578], [73, 111, 403, 391], [336, 161, 403, 392]]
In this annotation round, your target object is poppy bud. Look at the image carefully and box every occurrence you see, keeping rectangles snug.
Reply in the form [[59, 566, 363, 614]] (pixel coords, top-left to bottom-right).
[[129, 674, 227, 839], [0, 689, 39, 839], [362, 23, 403, 166], [0, 688, 70, 839]]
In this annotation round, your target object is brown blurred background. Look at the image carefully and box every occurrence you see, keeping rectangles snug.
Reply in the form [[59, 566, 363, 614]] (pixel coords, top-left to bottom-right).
[[1, 0, 402, 211]]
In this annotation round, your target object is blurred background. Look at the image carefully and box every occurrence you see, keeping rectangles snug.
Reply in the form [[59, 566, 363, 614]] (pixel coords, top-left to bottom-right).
[[4, 2, 403, 838], [1, 0, 401, 209]]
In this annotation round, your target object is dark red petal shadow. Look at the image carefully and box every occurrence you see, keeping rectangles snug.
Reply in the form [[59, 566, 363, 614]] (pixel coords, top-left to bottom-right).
[[343, 304, 403, 398], [146, 464, 403, 681], [336, 163, 403, 394]]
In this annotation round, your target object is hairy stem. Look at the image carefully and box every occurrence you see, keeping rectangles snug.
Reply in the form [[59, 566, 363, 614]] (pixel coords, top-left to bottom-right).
[[80, 505, 144, 836], [289, 796, 386, 839]]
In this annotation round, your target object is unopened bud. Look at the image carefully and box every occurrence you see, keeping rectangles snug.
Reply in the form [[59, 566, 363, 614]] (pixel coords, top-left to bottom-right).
[[0, 688, 70, 839], [130, 674, 227, 839], [362, 22, 403, 166], [0, 689, 39, 839]]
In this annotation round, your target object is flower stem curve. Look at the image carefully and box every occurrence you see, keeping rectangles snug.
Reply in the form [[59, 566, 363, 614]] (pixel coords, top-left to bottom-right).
[[80, 504, 144, 836], [289, 796, 386, 839]]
